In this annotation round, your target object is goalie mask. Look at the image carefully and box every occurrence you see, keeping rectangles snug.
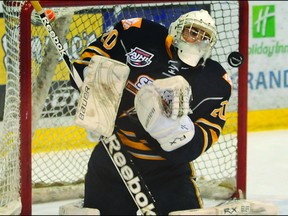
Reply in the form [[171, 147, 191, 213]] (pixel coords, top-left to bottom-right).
[[168, 9, 217, 67]]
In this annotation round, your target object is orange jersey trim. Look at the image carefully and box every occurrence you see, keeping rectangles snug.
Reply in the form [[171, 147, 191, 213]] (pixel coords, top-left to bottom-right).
[[209, 128, 218, 146], [117, 132, 151, 151], [196, 118, 222, 133], [121, 18, 143, 30], [81, 46, 110, 59], [195, 123, 208, 155], [165, 34, 173, 59], [128, 151, 165, 161]]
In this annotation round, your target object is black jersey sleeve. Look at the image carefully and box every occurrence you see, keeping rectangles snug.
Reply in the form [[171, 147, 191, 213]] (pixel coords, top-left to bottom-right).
[[188, 90, 231, 160]]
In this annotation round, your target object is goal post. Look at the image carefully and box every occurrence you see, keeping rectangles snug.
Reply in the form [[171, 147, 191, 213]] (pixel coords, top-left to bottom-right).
[[0, 0, 248, 215], [237, 0, 249, 200]]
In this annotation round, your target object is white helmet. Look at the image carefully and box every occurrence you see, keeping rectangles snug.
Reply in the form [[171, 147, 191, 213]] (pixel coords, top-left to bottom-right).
[[168, 9, 217, 67]]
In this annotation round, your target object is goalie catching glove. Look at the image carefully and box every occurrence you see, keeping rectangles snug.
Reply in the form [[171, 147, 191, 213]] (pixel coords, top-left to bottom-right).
[[153, 75, 192, 119], [75, 55, 130, 138], [134, 76, 195, 152]]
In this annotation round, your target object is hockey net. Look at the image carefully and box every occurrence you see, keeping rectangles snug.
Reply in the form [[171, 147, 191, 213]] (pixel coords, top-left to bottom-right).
[[0, 0, 248, 215]]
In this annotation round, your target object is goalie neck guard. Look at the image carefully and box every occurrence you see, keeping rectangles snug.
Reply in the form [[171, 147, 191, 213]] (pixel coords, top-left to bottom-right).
[[168, 9, 217, 67]]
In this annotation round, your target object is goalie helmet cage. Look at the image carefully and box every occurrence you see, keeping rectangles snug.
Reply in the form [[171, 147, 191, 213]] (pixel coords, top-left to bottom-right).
[[0, 0, 248, 215]]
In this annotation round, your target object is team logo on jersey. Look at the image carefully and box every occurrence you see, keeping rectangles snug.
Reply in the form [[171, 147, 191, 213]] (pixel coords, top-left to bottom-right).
[[126, 47, 154, 67]]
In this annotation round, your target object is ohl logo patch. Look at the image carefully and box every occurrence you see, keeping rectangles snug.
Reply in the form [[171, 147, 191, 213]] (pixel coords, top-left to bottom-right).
[[126, 47, 154, 67]]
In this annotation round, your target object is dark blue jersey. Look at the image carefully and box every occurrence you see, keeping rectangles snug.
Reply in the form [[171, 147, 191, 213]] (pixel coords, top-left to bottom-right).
[[71, 17, 232, 214]]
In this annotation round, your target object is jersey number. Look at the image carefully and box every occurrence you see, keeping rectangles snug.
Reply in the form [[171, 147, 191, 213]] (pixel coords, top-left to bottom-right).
[[101, 29, 118, 50], [210, 100, 228, 120]]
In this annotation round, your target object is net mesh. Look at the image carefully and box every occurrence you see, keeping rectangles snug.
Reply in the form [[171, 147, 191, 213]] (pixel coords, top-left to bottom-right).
[[0, 0, 242, 211], [0, 1, 23, 213]]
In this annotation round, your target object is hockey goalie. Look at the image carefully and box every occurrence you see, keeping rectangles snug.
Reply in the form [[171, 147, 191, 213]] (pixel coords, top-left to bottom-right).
[[62, 9, 279, 216]]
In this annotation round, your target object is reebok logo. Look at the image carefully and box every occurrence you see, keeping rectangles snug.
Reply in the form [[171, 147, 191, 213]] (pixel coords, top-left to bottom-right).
[[103, 135, 157, 215], [252, 5, 275, 38], [41, 15, 66, 55]]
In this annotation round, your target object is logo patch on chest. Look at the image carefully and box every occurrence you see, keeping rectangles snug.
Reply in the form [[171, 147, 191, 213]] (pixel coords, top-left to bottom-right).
[[126, 47, 154, 67]]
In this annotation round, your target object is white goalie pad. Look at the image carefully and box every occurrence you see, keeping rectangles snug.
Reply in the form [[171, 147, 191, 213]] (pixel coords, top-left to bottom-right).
[[168, 199, 279, 215], [75, 55, 130, 137], [59, 199, 100, 215]]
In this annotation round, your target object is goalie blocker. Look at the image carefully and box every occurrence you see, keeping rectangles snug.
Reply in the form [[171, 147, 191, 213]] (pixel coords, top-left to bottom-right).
[[75, 55, 130, 137]]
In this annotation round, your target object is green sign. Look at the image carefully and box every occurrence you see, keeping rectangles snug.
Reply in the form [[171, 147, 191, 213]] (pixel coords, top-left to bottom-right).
[[252, 5, 275, 38]]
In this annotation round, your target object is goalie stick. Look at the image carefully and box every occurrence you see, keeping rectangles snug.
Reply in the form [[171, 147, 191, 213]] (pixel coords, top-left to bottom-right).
[[30, 1, 160, 215]]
